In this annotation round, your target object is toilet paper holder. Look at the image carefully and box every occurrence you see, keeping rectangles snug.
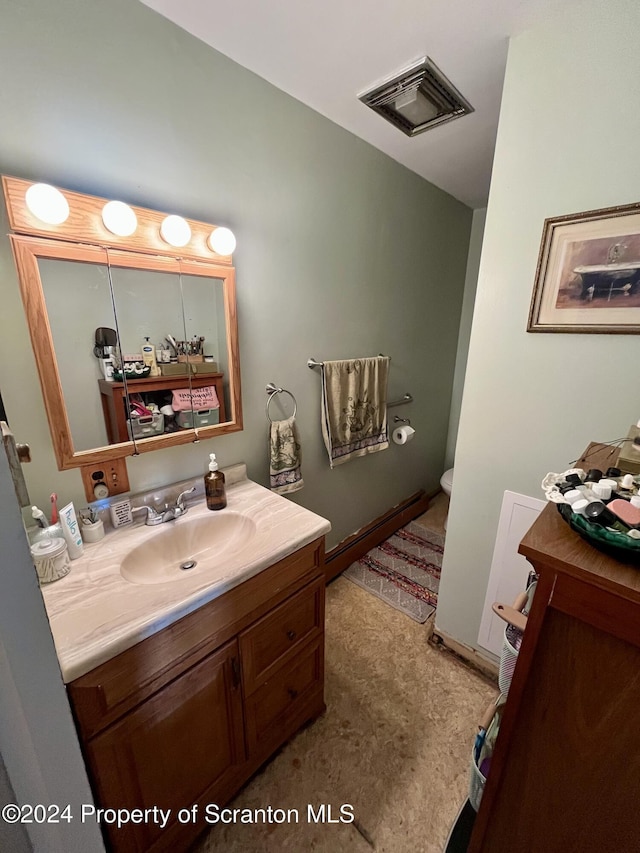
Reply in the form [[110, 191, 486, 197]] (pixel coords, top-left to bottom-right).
[[393, 415, 411, 425]]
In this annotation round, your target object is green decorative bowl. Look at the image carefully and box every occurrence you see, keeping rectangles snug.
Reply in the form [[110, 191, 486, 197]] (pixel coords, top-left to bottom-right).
[[557, 502, 640, 563], [112, 366, 151, 381]]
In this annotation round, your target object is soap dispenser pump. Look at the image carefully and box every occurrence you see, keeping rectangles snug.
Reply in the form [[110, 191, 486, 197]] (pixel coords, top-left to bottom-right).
[[205, 453, 226, 510]]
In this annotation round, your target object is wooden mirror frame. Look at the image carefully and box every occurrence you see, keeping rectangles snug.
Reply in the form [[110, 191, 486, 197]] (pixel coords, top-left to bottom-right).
[[3, 176, 242, 473]]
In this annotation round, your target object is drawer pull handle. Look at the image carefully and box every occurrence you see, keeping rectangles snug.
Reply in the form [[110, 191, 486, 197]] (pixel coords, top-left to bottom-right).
[[288, 688, 298, 700], [287, 630, 297, 641]]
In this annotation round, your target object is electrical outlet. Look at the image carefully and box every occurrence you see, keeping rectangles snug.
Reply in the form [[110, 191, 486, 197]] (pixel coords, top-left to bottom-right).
[[80, 458, 130, 503]]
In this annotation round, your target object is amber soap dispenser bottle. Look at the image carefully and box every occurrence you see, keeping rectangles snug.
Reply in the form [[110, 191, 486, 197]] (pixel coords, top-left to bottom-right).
[[205, 453, 226, 510]]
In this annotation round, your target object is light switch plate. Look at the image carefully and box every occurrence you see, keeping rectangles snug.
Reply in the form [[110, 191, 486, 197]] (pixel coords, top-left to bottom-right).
[[80, 458, 130, 503]]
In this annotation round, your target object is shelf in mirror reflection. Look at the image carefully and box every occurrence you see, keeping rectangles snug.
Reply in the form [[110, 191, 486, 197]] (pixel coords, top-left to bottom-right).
[[99, 374, 227, 445]]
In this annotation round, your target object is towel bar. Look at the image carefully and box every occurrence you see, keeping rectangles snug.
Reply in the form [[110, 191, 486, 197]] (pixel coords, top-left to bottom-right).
[[265, 383, 297, 422], [307, 354, 388, 369], [306, 359, 412, 408], [388, 393, 413, 408]]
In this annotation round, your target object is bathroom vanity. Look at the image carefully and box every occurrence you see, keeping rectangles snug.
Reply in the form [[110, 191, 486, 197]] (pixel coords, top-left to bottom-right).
[[40, 468, 330, 852]]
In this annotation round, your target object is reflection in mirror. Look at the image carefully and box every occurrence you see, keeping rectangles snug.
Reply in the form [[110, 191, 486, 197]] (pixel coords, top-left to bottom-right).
[[103, 267, 231, 445], [39, 257, 117, 452], [180, 272, 229, 427], [108, 265, 183, 448]]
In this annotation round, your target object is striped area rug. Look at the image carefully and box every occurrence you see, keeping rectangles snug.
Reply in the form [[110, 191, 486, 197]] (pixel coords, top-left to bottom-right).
[[343, 521, 444, 623]]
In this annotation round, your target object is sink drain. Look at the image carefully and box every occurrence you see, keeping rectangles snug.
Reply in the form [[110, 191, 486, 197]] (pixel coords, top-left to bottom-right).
[[180, 560, 197, 571]]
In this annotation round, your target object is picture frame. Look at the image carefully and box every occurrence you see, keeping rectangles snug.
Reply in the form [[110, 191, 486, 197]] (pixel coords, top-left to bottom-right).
[[528, 201, 640, 333]]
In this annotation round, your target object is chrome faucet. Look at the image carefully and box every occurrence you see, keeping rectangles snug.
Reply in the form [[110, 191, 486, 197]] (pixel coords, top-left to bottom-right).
[[132, 486, 197, 526], [163, 486, 197, 522]]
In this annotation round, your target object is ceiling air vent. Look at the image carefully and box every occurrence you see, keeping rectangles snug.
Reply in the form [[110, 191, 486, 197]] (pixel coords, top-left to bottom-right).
[[359, 56, 473, 137]]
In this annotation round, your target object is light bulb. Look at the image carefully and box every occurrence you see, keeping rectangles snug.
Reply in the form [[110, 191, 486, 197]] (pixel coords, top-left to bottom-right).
[[208, 227, 236, 255], [160, 215, 191, 247], [25, 183, 69, 225], [102, 201, 137, 237]]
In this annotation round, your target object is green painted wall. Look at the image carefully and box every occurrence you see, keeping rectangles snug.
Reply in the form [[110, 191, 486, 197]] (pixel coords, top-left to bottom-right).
[[437, 0, 640, 652], [0, 0, 471, 548]]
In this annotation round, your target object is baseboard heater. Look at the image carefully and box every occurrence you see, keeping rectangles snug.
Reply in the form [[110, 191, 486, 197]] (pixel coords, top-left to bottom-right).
[[324, 488, 436, 583]]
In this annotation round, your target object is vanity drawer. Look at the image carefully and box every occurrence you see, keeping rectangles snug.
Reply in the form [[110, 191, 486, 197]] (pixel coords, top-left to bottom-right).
[[239, 577, 324, 695], [243, 639, 324, 757]]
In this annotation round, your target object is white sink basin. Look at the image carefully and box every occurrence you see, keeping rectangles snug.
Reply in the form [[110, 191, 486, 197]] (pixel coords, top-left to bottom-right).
[[120, 512, 257, 585]]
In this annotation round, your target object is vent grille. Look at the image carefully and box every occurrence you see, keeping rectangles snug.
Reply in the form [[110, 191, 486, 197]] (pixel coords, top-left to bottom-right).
[[359, 56, 473, 137]]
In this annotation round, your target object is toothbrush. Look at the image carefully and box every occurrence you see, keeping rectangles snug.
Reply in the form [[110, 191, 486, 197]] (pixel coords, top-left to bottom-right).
[[50, 493, 59, 525]]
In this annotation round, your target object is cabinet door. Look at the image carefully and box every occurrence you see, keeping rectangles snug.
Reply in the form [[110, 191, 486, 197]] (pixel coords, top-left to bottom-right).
[[86, 638, 244, 853]]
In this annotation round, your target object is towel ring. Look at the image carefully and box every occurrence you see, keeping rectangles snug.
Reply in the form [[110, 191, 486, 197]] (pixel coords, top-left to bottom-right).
[[265, 383, 297, 423]]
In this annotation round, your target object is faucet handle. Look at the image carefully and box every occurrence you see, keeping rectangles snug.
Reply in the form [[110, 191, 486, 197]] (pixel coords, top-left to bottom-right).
[[175, 486, 197, 510], [132, 504, 162, 525]]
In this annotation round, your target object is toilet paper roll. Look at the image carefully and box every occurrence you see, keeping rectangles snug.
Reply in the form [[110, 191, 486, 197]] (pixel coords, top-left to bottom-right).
[[392, 426, 415, 445]]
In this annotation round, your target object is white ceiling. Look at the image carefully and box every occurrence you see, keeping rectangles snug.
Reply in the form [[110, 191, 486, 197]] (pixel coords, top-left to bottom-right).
[[140, 0, 564, 209]]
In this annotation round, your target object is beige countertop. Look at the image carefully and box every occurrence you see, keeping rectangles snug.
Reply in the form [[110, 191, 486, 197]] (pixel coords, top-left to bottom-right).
[[41, 467, 331, 683]]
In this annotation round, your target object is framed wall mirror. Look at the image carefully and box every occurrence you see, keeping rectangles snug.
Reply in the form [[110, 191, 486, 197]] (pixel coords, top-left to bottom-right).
[[3, 176, 242, 477]]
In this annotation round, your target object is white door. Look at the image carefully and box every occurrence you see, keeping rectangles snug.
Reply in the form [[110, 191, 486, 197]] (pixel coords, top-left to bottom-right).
[[477, 491, 545, 658], [0, 438, 104, 852]]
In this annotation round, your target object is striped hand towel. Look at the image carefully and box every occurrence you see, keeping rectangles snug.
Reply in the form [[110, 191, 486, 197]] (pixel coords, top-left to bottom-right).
[[321, 356, 390, 468], [269, 416, 304, 494]]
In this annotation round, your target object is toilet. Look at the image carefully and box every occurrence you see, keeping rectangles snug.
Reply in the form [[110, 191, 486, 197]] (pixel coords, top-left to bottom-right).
[[440, 468, 454, 530]]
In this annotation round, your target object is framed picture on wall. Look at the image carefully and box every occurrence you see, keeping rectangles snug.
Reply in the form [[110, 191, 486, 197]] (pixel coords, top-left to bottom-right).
[[528, 201, 640, 333]]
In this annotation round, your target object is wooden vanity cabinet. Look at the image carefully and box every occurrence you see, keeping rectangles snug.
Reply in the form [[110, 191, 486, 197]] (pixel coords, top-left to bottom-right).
[[469, 443, 640, 853], [68, 538, 326, 853], [86, 640, 244, 852]]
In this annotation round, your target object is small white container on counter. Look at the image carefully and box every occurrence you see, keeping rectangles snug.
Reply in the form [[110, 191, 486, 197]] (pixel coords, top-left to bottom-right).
[[30, 537, 71, 585], [81, 518, 105, 543]]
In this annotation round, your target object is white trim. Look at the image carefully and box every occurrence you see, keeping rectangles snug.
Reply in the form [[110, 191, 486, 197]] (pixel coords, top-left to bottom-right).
[[432, 626, 499, 678], [477, 490, 545, 658]]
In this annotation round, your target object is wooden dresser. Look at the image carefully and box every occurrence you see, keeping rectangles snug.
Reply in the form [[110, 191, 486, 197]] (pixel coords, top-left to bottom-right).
[[469, 443, 640, 852]]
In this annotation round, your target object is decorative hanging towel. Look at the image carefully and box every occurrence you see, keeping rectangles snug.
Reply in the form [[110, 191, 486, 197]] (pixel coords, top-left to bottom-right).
[[321, 356, 390, 468], [270, 416, 304, 494], [171, 385, 219, 412]]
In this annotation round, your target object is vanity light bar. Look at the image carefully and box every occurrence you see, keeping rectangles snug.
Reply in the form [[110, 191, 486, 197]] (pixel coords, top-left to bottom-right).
[[160, 214, 192, 248], [2, 175, 236, 265], [25, 183, 70, 225], [102, 200, 137, 237], [208, 227, 236, 255]]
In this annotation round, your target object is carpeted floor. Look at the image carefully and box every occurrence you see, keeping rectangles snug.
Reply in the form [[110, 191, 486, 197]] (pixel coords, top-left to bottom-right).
[[343, 521, 444, 622], [192, 540, 497, 852]]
